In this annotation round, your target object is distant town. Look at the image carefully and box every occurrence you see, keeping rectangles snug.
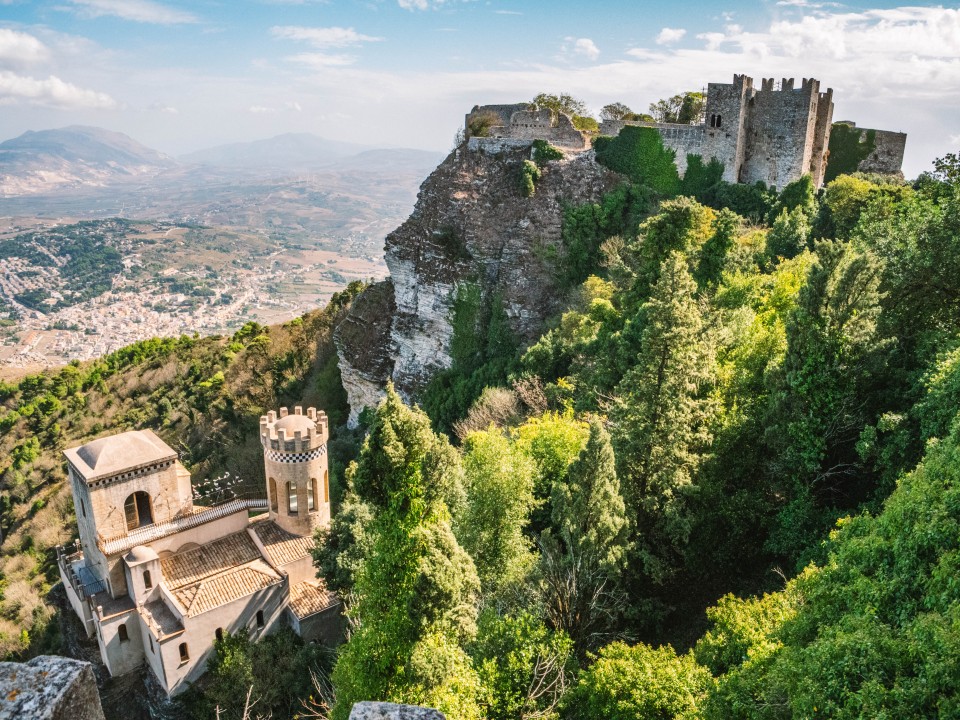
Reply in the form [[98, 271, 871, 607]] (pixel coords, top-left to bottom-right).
[[0, 217, 386, 376]]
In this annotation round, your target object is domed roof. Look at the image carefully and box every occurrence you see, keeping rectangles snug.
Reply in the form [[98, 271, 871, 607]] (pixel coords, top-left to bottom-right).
[[273, 413, 316, 434], [125, 545, 159, 564], [66, 429, 176, 480]]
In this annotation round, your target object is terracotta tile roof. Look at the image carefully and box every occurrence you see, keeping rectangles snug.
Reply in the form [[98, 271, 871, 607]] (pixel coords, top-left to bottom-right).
[[288, 580, 338, 619], [161, 531, 261, 588], [173, 560, 281, 617], [252, 520, 314, 566]]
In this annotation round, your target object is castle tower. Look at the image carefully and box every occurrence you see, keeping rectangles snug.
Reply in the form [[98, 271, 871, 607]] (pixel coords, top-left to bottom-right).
[[260, 406, 330, 536]]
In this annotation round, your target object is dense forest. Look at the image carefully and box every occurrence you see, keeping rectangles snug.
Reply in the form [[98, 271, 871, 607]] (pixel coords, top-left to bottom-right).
[[2, 125, 959, 719]]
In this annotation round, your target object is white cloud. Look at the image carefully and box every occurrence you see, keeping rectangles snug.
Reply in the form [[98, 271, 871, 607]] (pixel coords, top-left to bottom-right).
[[285, 101, 302, 111], [285, 52, 358, 68], [148, 103, 178, 114], [573, 38, 600, 61], [494, 10, 521, 15], [69, 0, 198, 24], [397, 0, 428, 9], [0, 71, 115, 108], [248, 105, 275, 114], [656, 27, 687, 45], [0, 29, 49, 65], [270, 26, 382, 48]]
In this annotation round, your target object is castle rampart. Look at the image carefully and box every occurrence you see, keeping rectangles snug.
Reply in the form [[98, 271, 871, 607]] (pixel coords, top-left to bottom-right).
[[471, 73, 903, 191]]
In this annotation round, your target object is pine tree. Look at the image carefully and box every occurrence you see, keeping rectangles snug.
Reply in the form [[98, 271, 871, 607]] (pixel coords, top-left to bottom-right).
[[613, 250, 716, 583], [765, 205, 810, 263], [330, 388, 481, 720], [540, 417, 630, 652]]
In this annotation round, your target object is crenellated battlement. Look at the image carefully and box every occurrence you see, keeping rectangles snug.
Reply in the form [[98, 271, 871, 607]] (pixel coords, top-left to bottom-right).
[[259, 406, 329, 453]]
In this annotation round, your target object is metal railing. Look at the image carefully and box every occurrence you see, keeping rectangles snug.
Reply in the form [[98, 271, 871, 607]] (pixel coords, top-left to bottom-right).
[[97, 498, 267, 556]]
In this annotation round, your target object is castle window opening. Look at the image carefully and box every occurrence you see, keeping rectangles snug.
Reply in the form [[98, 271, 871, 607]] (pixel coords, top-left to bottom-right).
[[124, 491, 153, 530], [324, 471, 329, 503], [80, 497, 86, 517], [256, 610, 264, 628], [308, 478, 317, 512], [269, 477, 278, 513], [716, 115, 722, 128], [215, 628, 223, 642], [287, 481, 298, 514], [178, 643, 189, 663], [144, 570, 152, 590], [118, 624, 129, 642], [149, 636, 154, 653]]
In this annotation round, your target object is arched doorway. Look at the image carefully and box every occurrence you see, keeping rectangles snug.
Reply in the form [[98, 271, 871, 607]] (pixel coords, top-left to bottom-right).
[[124, 491, 153, 530]]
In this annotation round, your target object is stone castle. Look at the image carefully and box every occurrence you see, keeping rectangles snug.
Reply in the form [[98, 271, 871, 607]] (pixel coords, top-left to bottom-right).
[[467, 73, 906, 189], [57, 406, 340, 696]]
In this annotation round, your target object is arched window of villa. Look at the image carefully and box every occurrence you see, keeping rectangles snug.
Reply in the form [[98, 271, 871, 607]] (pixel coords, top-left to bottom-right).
[[143, 570, 152, 590], [179, 643, 189, 663], [308, 478, 317, 512], [324, 471, 329, 503]]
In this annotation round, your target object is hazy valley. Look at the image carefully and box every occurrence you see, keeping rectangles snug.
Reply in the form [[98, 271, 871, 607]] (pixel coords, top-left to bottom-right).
[[0, 126, 443, 376]]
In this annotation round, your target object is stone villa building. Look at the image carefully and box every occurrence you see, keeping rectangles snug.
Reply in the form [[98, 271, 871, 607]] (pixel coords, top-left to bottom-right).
[[57, 406, 340, 696], [468, 73, 906, 190]]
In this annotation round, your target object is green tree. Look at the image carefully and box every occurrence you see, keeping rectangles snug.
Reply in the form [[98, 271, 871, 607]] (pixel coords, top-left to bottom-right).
[[457, 428, 537, 598], [563, 641, 713, 720], [613, 251, 716, 583], [768, 174, 816, 225], [592, 126, 681, 196], [765, 205, 810, 263], [600, 102, 632, 122], [764, 240, 887, 562], [330, 389, 481, 720], [649, 91, 706, 124], [696, 208, 740, 289], [540, 418, 630, 652]]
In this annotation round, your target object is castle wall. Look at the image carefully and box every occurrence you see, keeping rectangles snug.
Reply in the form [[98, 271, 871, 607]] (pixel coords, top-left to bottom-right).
[[741, 79, 818, 188], [656, 124, 706, 176], [96, 610, 143, 678], [858, 128, 907, 175], [810, 89, 835, 187], [702, 75, 752, 183]]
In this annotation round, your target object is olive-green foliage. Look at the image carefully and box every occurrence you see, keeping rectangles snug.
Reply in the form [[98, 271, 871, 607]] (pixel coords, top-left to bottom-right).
[[540, 418, 629, 652], [470, 610, 575, 720], [613, 251, 716, 583], [458, 429, 537, 596], [765, 206, 810, 263], [680, 154, 725, 200], [563, 641, 713, 720], [695, 208, 740, 289], [531, 139, 564, 167], [593, 126, 681, 196], [825, 123, 876, 183], [599, 102, 632, 122], [711, 181, 776, 225], [559, 183, 652, 288], [764, 240, 887, 564], [330, 387, 481, 720], [420, 284, 518, 434], [519, 160, 541, 197], [466, 109, 502, 139], [179, 628, 329, 720], [649, 91, 706, 125], [768, 174, 817, 225], [705, 417, 960, 718]]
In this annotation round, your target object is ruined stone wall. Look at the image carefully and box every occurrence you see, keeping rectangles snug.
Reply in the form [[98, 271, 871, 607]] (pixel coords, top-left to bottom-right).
[[657, 124, 706, 176], [858, 128, 907, 175], [810, 88, 835, 187]]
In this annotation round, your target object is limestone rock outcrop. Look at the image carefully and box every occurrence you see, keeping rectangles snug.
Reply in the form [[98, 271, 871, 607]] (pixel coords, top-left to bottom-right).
[[0, 655, 105, 720], [349, 701, 446, 720], [336, 140, 621, 422]]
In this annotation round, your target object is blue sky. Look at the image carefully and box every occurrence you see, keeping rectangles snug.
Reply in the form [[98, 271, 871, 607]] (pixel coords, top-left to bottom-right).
[[1, 0, 958, 176]]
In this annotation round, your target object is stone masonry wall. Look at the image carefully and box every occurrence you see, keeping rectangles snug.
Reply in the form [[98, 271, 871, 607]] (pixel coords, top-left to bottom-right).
[[858, 128, 907, 176]]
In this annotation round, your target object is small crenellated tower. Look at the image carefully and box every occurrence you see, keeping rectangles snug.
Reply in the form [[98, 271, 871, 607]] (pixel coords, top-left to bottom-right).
[[260, 406, 330, 536]]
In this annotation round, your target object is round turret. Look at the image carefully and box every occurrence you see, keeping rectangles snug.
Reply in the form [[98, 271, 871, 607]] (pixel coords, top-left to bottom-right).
[[260, 406, 330, 536]]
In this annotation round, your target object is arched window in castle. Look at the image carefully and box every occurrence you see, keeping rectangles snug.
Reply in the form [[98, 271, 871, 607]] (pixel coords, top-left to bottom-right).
[[215, 628, 223, 642], [178, 642, 189, 663], [118, 624, 129, 642], [308, 478, 317, 512], [256, 610, 265, 628], [144, 570, 152, 590], [709, 114, 715, 127], [324, 470, 329, 503], [716, 114, 722, 128], [124, 491, 153, 530], [287, 481, 298, 514], [269, 477, 278, 513]]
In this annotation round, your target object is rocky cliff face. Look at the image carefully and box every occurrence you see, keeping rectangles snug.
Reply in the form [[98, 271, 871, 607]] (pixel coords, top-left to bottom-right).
[[337, 139, 621, 423]]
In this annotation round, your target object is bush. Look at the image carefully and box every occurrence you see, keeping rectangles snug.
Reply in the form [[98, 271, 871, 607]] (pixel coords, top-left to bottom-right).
[[519, 160, 542, 197]]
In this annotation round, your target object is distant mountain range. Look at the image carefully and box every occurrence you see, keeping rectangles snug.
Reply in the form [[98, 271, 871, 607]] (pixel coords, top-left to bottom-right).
[[0, 126, 444, 197]]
